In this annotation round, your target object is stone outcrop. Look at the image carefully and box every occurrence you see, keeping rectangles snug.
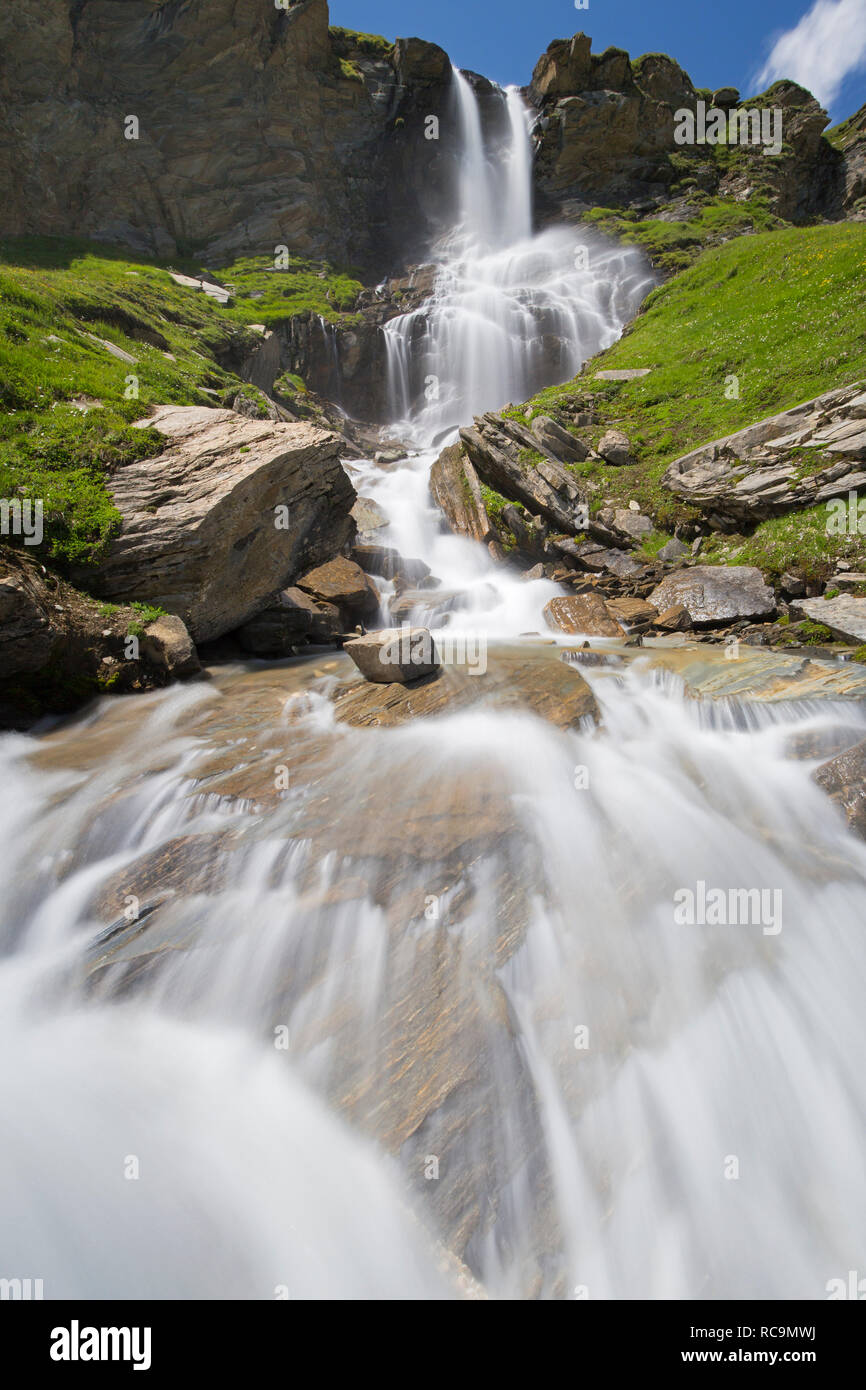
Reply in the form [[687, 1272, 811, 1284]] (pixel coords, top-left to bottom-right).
[[459, 413, 585, 533], [661, 382, 866, 525], [0, 547, 200, 727], [84, 405, 355, 643], [544, 594, 624, 636], [530, 37, 847, 228], [649, 566, 776, 626]]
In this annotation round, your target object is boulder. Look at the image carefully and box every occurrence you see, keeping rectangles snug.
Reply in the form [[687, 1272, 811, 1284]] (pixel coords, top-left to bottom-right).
[[344, 628, 440, 684], [543, 593, 624, 637], [351, 496, 389, 537], [596, 430, 634, 467], [611, 507, 653, 541], [649, 566, 776, 627], [606, 597, 658, 628], [0, 547, 200, 727], [460, 413, 583, 533], [138, 616, 201, 679], [814, 740, 866, 840], [84, 406, 355, 644], [297, 557, 380, 620], [791, 596, 866, 644]]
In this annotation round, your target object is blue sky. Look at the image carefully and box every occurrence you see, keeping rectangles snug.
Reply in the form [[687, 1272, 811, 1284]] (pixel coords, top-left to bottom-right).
[[329, 0, 866, 123]]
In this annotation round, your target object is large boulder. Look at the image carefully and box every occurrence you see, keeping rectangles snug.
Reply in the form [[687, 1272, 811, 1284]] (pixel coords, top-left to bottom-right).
[[460, 413, 584, 534], [84, 406, 355, 644], [661, 382, 866, 524], [649, 566, 776, 627], [236, 586, 342, 656]]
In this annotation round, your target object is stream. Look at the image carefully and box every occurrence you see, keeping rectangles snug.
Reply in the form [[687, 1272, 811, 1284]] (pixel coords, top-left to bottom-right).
[[2, 70, 865, 1302]]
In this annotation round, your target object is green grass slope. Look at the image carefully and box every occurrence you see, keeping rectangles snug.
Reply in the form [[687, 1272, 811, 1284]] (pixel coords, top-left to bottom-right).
[[511, 221, 866, 577], [0, 238, 362, 568]]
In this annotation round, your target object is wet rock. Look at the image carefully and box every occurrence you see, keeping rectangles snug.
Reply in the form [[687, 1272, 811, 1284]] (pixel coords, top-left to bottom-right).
[[352, 544, 431, 585], [606, 597, 657, 629], [814, 739, 866, 839], [297, 557, 380, 621], [791, 596, 866, 644], [351, 496, 389, 537], [543, 594, 623, 637], [84, 406, 354, 644], [344, 628, 440, 684], [332, 648, 600, 732], [649, 566, 776, 628], [429, 444, 495, 544], [596, 429, 634, 467]]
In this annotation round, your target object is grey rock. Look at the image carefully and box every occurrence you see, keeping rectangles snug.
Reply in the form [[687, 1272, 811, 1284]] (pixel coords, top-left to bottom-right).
[[344, 628, 440, 684], [530, 415, 589, 462], [658, 537, 689, 562], [596, 430, 634, 467], [662, 381, 866, 524], [792, 596, 866, 644], [649, 566, 776, 627]]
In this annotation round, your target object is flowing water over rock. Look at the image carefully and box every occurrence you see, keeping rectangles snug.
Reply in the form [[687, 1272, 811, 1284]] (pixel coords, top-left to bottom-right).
[[3, 69, 866, 1303]]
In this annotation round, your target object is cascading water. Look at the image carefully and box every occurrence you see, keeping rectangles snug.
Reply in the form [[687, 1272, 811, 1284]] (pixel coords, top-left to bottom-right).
[[382, 70, 654, 446], [3, 65, 866, 1306], [365, 71, 654, 635]]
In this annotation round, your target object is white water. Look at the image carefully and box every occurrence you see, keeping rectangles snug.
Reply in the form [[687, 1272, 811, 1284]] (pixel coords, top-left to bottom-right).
[[383, 70, 654, 447], [367, 71, 653, 636], [2, 667, 866, 1298], [2, 70, 866, 1304]]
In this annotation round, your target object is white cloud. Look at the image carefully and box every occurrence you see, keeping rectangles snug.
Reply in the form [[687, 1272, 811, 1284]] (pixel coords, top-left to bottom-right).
[[756, 0, 866, 108]]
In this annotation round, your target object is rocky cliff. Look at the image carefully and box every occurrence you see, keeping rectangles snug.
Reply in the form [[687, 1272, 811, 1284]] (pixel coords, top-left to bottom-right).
[[3, 4, 863, 283]]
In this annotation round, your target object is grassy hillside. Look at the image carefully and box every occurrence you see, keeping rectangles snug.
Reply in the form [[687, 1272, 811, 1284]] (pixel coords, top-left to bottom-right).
[[511, 221, 866, 576], [0, 238, 362, 568]]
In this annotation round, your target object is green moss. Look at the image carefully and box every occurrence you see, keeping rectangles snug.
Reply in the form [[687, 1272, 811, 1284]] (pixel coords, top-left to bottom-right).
[[480, 484, 511, 524], [329, 26, 394, 58], [849, 645, 866, 664]]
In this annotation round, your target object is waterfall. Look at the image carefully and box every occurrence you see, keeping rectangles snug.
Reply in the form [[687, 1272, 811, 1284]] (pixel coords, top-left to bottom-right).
[[382, 69, 655, 447]]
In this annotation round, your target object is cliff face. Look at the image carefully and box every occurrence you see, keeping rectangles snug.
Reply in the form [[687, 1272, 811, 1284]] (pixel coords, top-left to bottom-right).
[[0, 0, 460, 276], [1, 5, 862, 279]]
